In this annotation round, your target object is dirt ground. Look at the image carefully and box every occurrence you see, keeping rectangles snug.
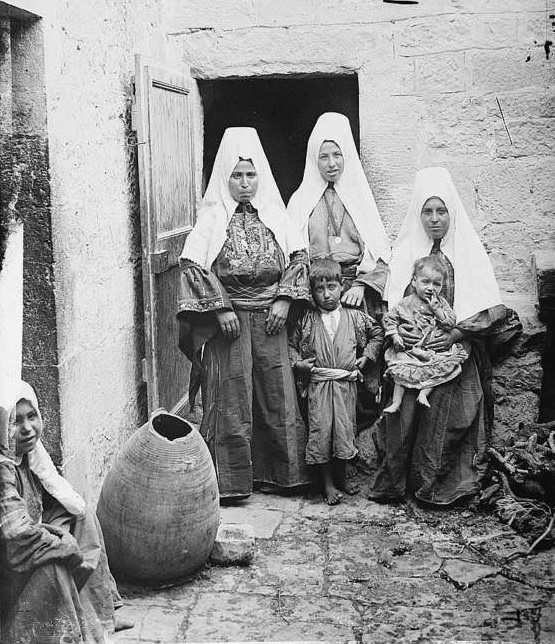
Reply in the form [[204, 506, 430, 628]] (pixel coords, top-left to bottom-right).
[[112, 474, 554, 644]]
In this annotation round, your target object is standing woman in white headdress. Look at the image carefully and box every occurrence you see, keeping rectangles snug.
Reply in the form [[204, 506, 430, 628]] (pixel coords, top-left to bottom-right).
[[177, 127, 311, 501], [370, 167, 521, 506], [287, 112, 390, 314], [287, 112, 391, 427]]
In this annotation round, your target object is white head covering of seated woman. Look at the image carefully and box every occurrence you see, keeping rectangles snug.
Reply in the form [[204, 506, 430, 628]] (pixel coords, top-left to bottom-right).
[[9, 380, 86, 517], [286, 112, 391, 267], [182, 127, 304, 269], [386, 166, 503, 322]]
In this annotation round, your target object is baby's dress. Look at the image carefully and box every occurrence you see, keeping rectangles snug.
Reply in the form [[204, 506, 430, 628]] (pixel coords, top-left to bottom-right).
[[383, 293, 468, 389]]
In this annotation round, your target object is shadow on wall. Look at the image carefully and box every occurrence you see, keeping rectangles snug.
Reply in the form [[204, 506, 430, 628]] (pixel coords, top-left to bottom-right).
[[123, 85, 148, 428], [199, 74, 359, 203]]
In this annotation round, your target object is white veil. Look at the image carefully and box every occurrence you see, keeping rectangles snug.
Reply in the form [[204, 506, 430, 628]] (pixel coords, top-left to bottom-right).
[[287, 112, 390, 267], [386, 167, 503, 321], [181, 127, 304, 269]]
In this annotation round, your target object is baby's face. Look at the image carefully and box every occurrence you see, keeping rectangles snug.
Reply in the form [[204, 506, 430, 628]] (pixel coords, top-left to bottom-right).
[[312, 278, 342, 311], [13, 399, 42, 456], [412, 267, 443, 301]]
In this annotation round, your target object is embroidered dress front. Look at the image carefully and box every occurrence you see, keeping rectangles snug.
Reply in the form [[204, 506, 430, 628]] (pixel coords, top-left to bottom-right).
[[177, 128, 311, 498]]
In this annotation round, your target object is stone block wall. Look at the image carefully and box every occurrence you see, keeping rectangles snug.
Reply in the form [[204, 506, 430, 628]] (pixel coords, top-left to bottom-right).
[[167, 0, 554, 441]]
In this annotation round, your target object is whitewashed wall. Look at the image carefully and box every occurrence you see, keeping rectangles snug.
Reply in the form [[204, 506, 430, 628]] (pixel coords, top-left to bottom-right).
[[38, 0, 185, 500]]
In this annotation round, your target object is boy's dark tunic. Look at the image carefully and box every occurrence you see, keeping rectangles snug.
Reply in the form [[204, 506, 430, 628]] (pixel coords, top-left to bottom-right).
[[289, 307, 383, 464]]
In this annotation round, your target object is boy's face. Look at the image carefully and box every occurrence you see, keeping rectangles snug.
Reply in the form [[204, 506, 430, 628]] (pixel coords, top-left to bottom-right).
[[412, 266, 444, 301], [13, 399, 42, 456], [312, 278, 342, 311]]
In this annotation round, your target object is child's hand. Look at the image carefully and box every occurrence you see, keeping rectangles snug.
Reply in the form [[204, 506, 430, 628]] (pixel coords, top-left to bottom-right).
[[294, 358, 315, 376], [355, 355, 368, 382], [428, 293, 441, 310], [355, 355, 368, 371], [392, 333, 405, 351]]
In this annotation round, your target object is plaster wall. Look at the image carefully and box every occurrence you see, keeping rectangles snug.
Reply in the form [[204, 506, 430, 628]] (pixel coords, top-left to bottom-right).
[[167, 0, 554, 441], [35, 0, 190, 501]]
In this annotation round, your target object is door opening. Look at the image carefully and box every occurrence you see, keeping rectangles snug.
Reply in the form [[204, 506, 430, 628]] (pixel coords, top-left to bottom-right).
[[199, 74, 359, 203]]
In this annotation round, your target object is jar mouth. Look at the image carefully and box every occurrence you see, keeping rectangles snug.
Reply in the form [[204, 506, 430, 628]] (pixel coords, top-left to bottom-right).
[[151, 413, 193, 441]]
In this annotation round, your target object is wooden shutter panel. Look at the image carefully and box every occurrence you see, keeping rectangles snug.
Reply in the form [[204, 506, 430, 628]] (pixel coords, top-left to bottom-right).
[[134, 55, 197, 415]]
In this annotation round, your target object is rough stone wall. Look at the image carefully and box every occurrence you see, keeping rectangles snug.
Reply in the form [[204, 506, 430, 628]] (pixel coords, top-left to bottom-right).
[[0, 16, 62, 462], [34, 1, 184, 501], [167, 0, 554, 443]]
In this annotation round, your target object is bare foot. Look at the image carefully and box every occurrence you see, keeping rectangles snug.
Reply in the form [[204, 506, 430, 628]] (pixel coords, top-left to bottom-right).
[[324, 483, 343, 505], [383, 403, 400, 414], [416, 393, 430, 408], [340, 478, 360, 496]]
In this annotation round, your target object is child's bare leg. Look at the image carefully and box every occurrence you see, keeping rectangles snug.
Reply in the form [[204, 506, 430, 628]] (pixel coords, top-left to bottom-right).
[[338, 459, 360, 495], [321, 463, 342, 505], [383, 383, 405, 413], [416, 387, 433, 408], [345, 457, 358, 479]]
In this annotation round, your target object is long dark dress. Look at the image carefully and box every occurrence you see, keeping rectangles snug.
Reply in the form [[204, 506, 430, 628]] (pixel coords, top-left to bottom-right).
[[370, 251, 521, 505], [178, 204, 311, 498], [0, 454, 116, 643]]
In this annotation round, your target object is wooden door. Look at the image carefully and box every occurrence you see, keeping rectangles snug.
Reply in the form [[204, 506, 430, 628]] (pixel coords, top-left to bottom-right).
[[134, 55, 198, 415]]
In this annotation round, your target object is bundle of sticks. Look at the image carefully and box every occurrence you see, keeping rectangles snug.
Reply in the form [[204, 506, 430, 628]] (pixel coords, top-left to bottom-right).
[[480, 420, 555, 552]]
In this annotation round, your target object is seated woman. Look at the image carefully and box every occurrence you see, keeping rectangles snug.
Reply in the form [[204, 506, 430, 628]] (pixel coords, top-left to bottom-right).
[[287, 112, 391, 430], [177, 127, 311, 501], [370, 167, 521, 506], [0, 381, 130, 643]]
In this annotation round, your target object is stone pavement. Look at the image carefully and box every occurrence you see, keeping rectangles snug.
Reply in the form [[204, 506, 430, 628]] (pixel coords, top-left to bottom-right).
[[113, 477, 554, 644]]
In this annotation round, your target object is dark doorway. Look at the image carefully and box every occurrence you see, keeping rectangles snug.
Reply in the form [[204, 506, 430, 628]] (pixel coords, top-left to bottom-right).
[[199, 74, 359, 203]]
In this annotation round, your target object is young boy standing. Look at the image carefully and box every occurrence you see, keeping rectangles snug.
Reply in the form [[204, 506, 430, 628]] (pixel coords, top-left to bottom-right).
[[289, 259, 384, 505]]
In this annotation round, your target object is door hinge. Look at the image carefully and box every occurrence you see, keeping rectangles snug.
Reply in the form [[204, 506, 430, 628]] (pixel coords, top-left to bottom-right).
[[150, 249, 169, 274], [141, 358, 147, 383]]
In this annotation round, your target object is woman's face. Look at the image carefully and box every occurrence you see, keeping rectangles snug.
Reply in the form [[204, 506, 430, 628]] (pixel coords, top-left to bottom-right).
[[317, 141, 344, 183], [420, 197, 450, 240], [13, 399, 42, 456], [228, 160, 258, 203]]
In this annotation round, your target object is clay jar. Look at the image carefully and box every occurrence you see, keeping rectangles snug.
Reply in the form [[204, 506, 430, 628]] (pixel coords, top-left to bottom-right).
[[97, 410, 219, 583]]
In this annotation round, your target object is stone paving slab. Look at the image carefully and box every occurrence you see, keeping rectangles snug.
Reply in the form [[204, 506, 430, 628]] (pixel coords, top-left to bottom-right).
[[185, 592, 357, 643], [219, 505, 284, 540], [114, 486, 555, 644]]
